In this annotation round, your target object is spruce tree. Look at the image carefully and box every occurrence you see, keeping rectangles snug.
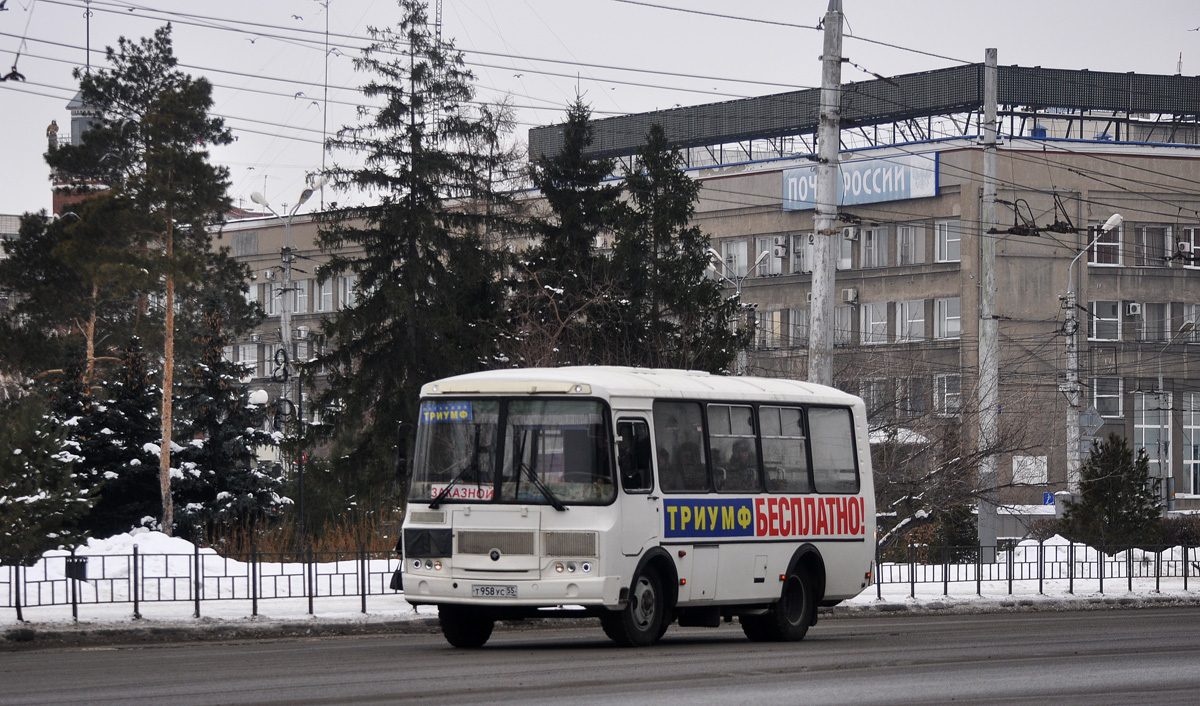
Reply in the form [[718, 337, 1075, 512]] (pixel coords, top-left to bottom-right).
[[0, 393, 91, 566], [611, 123, 748, 373], [1060, 434, 1161, 552], [504, 98, 625, 366], [173, 301, 282, 540], [74, 338, 162, 538], [312, 0, 506, 486], [46, 25, 234, 535]]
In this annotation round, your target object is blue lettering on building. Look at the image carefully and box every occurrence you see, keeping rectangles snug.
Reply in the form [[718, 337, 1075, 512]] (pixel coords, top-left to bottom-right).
[[782, 153, 939, 211]]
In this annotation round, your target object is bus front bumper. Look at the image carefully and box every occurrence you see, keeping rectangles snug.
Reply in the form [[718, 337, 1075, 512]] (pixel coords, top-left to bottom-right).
[[403, 573, 623, 607]]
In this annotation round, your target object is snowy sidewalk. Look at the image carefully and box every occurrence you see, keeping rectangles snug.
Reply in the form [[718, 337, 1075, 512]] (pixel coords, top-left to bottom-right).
[[6, 531, 1200, 646]]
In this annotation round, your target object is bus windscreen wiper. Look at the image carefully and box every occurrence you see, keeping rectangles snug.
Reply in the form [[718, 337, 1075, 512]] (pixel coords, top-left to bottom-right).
[[429, 462, 482, 510], [516, 462, 567, 511]]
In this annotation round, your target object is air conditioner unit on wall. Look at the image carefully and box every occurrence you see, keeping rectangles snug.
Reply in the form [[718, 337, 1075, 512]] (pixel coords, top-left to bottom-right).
[[841, 287, 859, 304], [1127, 303, 1142, 317], [806, 292, 813, 303], [263, 269, 276, 281], [295, 326, 310, 340], [842, 227, 860, 241]]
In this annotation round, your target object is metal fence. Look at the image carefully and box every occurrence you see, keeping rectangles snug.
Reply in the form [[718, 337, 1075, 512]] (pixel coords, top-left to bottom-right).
[[875, 542, 1200, 599], [5, 542, 1198, 621], [2, 545, 402, 622]]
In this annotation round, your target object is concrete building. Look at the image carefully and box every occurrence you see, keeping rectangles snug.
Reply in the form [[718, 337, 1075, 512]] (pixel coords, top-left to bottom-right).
[[224, 62, 1200, 523], [528, 62, 1200, 515]]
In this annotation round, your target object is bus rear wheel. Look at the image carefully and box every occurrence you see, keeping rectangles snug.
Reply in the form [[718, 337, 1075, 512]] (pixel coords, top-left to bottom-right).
[[764, 571, 815, 642], [439, 605, 495, 648], [600, 568, 665, 647]]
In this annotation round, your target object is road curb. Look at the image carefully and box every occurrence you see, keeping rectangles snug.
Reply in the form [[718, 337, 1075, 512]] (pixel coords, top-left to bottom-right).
[[6, 594, 1200, 650]]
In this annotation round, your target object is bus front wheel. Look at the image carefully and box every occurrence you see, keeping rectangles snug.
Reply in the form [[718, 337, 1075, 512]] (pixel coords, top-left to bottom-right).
[[439, 605, 495, 648], [600, 568, 665, 647]]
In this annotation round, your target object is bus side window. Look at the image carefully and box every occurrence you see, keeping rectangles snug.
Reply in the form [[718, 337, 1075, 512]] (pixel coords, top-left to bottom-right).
[[761, 406, 812, 493], [617, 420, 653, 492], [809, 407, 859, 494], [653, 402, 708, 493]]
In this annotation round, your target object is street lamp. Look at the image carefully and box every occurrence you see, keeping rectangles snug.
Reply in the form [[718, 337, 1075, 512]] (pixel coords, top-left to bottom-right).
[[708, 247, 769, 376], [1063, 213, 1122, 493], [250, 175, 327, 548]]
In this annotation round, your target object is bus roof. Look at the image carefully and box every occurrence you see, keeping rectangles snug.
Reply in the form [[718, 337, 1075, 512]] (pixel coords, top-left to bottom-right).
[[420, 366, 860, 406]]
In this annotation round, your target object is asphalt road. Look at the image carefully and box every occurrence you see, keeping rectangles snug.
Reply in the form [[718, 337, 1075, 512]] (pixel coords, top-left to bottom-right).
[[4, 608, 1199, 705]]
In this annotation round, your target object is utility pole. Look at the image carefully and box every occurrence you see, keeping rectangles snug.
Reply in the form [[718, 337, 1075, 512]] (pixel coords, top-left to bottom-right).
[[808, 0, 843, 388], [977, 49, 999, 560], [252, 178, 325, 549], [1063, 212, 1122, 493]]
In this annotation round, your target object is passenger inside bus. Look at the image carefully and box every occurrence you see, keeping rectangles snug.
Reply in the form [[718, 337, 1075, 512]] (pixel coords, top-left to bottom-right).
[[716, 438, 759, 491]]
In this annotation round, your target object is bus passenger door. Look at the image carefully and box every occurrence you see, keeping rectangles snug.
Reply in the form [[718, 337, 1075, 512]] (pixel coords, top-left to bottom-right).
[[616, 418, 659, 556]]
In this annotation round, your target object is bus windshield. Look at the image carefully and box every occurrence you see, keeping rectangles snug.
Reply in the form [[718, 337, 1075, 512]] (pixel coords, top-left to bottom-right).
[[412, 398, 615, 506]]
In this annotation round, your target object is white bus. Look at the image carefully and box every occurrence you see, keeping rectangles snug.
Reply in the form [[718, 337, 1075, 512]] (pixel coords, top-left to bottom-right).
[[400, 367, 875, 647]]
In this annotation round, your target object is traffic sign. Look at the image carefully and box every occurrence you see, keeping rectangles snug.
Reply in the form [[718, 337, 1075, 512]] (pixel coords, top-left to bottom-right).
[[1043, 492, 1055, 505], [1079, 406, 1104, 436]]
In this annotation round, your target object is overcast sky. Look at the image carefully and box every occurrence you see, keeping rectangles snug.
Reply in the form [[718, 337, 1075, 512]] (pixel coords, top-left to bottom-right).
[[1, 0, 1198, 217]]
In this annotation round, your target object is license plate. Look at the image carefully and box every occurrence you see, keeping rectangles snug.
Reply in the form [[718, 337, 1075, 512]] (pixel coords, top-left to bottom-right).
[[472, 584, 517, 598]]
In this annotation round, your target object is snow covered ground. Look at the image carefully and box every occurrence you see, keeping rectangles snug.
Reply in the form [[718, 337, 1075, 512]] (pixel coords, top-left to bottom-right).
[[4, 530, 1199, 629]]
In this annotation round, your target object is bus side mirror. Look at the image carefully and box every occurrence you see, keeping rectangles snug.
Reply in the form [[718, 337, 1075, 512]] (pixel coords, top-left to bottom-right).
[[395, 422, 414, 478]]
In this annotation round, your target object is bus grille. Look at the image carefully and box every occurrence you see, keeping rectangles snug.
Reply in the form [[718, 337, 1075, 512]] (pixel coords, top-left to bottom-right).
[[407, 511, 445, 524], [457, 530, 535, 556], [543, 531, 597, 557]]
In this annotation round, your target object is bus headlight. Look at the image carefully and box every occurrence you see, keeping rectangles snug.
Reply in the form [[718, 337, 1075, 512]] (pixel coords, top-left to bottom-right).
[[581, 562, 592, 573], [567, 562, 576, 573], [555, 562, 565, 573], [413, 559, 421, 569], [433, 560, 442, 571]]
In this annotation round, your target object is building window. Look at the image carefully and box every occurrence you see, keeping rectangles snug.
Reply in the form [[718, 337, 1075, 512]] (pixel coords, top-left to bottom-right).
[[721, 240, 748, 278], [896, 377, 929, 419], [293, 279, 309, 315], [314, 279, 333, 312], [859, 378, 889, 422], [897, 224, 925, 265], [934, 219, 960, 263], [837, 229, 853, 270], [238, 344, 258, 381], [1012, 455, 1048, 485], [1188, 304, 1200, 342], [1093, 377, 1122, 418], [935, 374, 961, 417], [788, 307, 809, 346], [1182, 227, 1200, 270], [861, 226, 889, 268], [1134, 225, 1170, 267], [1185, 394, 1200, 494], [756, 237, 782, 276], [834, 305, 853, 346], [1140, 302, 1169, 342], [1135, 392, 1171, 478], [338, 274, 359, 310], [756, 310, 781, 349], [895, 299, 924, 342], [1088, 301, 1120, 341], [1088, 223, 1121, 266], [861, 301, 888, 345], [934, 297, 960, 339], [264, 283, 281, 317], [244, 284, 258, 307], [791, 233, 813, 274]]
